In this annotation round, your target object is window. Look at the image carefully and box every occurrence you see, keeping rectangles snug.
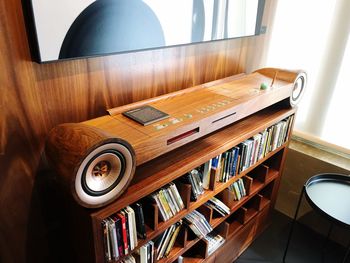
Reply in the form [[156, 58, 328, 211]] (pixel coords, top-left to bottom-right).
[[265, 0, 350, 150]]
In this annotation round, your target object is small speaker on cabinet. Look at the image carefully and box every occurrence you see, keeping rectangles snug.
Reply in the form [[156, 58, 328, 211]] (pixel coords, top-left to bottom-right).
[[289, 72, 307, 107]]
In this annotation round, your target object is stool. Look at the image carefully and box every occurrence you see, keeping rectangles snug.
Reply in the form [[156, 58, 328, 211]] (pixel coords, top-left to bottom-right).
[[283, 173, 350, 263]]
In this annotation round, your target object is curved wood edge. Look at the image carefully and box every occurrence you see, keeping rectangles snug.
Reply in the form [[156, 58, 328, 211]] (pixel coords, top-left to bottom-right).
[[45, 123, 137, 208], [254, 67, 306, 83], [107, 73, 246, 115]]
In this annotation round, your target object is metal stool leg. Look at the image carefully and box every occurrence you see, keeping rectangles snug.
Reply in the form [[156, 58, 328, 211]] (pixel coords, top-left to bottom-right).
[[322, 223, 333, 263], [342, 238, 350, 263], [283, 187, 305, 263]]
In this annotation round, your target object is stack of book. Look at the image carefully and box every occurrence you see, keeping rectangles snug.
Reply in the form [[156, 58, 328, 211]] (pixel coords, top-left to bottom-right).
[[155, 221, 182, 260], [181, 169, 204, 201], [102, 206, 139, 261], [211, 146, 240, 183], [238, 116, 294, 173], [150, 183, 185, 221], [137, 241, 155, 263], [204, 197, 230, 216], [228, 178, 246, 201], [183, 210, 213, 238], [204, 232, 225, 255]]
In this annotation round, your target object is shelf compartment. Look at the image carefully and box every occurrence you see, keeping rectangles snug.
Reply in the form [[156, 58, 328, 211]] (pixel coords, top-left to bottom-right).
[[141, 202, 159, 231], [182, 239, 208, 262], [158, 227, 200, 263], [263, 148, 284, 172], [154, 224, 186, 263], [210, 155, 241, 192], [196, 205, 213, 225], [239, 199, 259, 224], [175, 182, 192, 209], [216, 176, 249, 210], [255, 194, 271, 211]]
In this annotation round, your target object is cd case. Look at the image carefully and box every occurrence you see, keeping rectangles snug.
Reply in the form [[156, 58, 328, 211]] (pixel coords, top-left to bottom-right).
[[122, 105, 169, 126]]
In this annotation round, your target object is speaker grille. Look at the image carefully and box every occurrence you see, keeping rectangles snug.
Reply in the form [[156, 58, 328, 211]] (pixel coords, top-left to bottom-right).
[[74, 141, 135, 207]]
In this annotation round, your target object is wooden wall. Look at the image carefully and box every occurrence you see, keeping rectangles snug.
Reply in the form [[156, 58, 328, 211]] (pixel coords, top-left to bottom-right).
[[0, 0, 268, 262]]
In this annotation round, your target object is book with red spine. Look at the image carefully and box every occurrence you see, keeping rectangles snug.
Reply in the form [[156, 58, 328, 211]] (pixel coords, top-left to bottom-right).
[[116, 212, 129, 255]]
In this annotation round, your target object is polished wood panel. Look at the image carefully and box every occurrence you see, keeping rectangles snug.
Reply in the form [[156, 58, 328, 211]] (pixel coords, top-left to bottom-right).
[[0, 0, 250, 261]]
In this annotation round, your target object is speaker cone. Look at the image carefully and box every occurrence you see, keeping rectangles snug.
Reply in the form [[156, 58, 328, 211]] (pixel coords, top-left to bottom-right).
[[290, 72, 307, 107], [75, 141, 135, 207]]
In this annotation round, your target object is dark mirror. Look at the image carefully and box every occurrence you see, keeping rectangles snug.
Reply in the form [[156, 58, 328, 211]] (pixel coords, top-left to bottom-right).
[[29, 0, 265, 62]]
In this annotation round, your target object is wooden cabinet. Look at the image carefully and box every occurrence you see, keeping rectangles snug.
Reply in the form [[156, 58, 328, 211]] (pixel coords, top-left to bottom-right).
[[87, 105, 295, 263], [45, 68, 304, 262]]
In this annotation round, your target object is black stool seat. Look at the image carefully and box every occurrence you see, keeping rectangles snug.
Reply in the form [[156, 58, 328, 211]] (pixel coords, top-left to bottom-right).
[[305, 174, 350, 227], [283, 173, 350, 263]]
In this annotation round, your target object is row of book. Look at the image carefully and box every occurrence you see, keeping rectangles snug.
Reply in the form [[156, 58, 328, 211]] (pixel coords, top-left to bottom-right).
[[213, 146, 240, 183], [102, 206, 138, 261], [137, 241, 154, 263], [154, 221, 182, 260], [102, 203, 147, 261], [150, 182, 184, 221], [104, 203, 226, 261], [238, 116, 293, 173], [183, 210, 213, 238], [204, 197, 230, 217], [204, 232, 225, 256], [228, 178, 247, 201], [195, 145, 241, 189], [181, 169, 204, 201]]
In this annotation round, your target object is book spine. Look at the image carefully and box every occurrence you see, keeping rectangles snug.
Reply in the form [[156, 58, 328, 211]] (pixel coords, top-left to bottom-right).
[[115, 217, 124, 257], [117, 213, 129, 255]]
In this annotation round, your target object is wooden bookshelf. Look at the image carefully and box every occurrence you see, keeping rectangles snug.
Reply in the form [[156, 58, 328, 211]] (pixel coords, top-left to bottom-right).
[[85, 104, 295, 263]]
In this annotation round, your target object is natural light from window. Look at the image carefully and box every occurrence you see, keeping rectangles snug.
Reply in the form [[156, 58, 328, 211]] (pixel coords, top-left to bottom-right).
[[266, 0, 350, 150]]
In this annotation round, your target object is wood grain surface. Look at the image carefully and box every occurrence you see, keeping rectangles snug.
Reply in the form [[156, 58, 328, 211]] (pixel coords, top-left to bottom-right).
[[0, 0, 255, 262]]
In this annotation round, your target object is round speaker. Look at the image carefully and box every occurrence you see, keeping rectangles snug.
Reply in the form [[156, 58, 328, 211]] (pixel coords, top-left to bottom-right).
[[45, 123, 136, 208], [74, 140, 135, 207], [289, 72, 307, 107]]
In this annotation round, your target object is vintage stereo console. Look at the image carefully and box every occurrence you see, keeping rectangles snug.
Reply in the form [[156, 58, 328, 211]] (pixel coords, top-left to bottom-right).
[[45, 68, 306, 208]]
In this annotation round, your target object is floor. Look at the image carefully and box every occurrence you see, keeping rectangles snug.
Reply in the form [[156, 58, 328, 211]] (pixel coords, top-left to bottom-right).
[[235, 210, 349, 263]]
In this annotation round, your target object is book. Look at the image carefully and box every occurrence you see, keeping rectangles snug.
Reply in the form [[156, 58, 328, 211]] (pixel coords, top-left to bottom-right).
[[127, 206, 138, 249], [162, 188, 176, 216], [102, 220, 111, 261], [204, 232, 225, 255], [124, 208, 135, 251], [166, 187, 180, 213], [159, 189, 173, 219], [151, 193, 168, 221], [139, 243, 148, 263], [155, 227, 171, 256], [232, 147, 239, 176], [121, 210, 132, 253], [114, 216, 124, 257], [169, 182, 185, 210], [117, 212, 129, 255], [164, 221, 182, 257], [108, 218, 119, 260], [202, 160, 212, 189], [184, 210, 213, 238], [132, 203, 147, 239], [157, 225, 176, 260]]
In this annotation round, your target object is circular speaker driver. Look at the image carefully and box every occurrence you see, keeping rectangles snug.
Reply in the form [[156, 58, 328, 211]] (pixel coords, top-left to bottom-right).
[[75, 141, 135, 208], [290, 72, 307, 107]]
